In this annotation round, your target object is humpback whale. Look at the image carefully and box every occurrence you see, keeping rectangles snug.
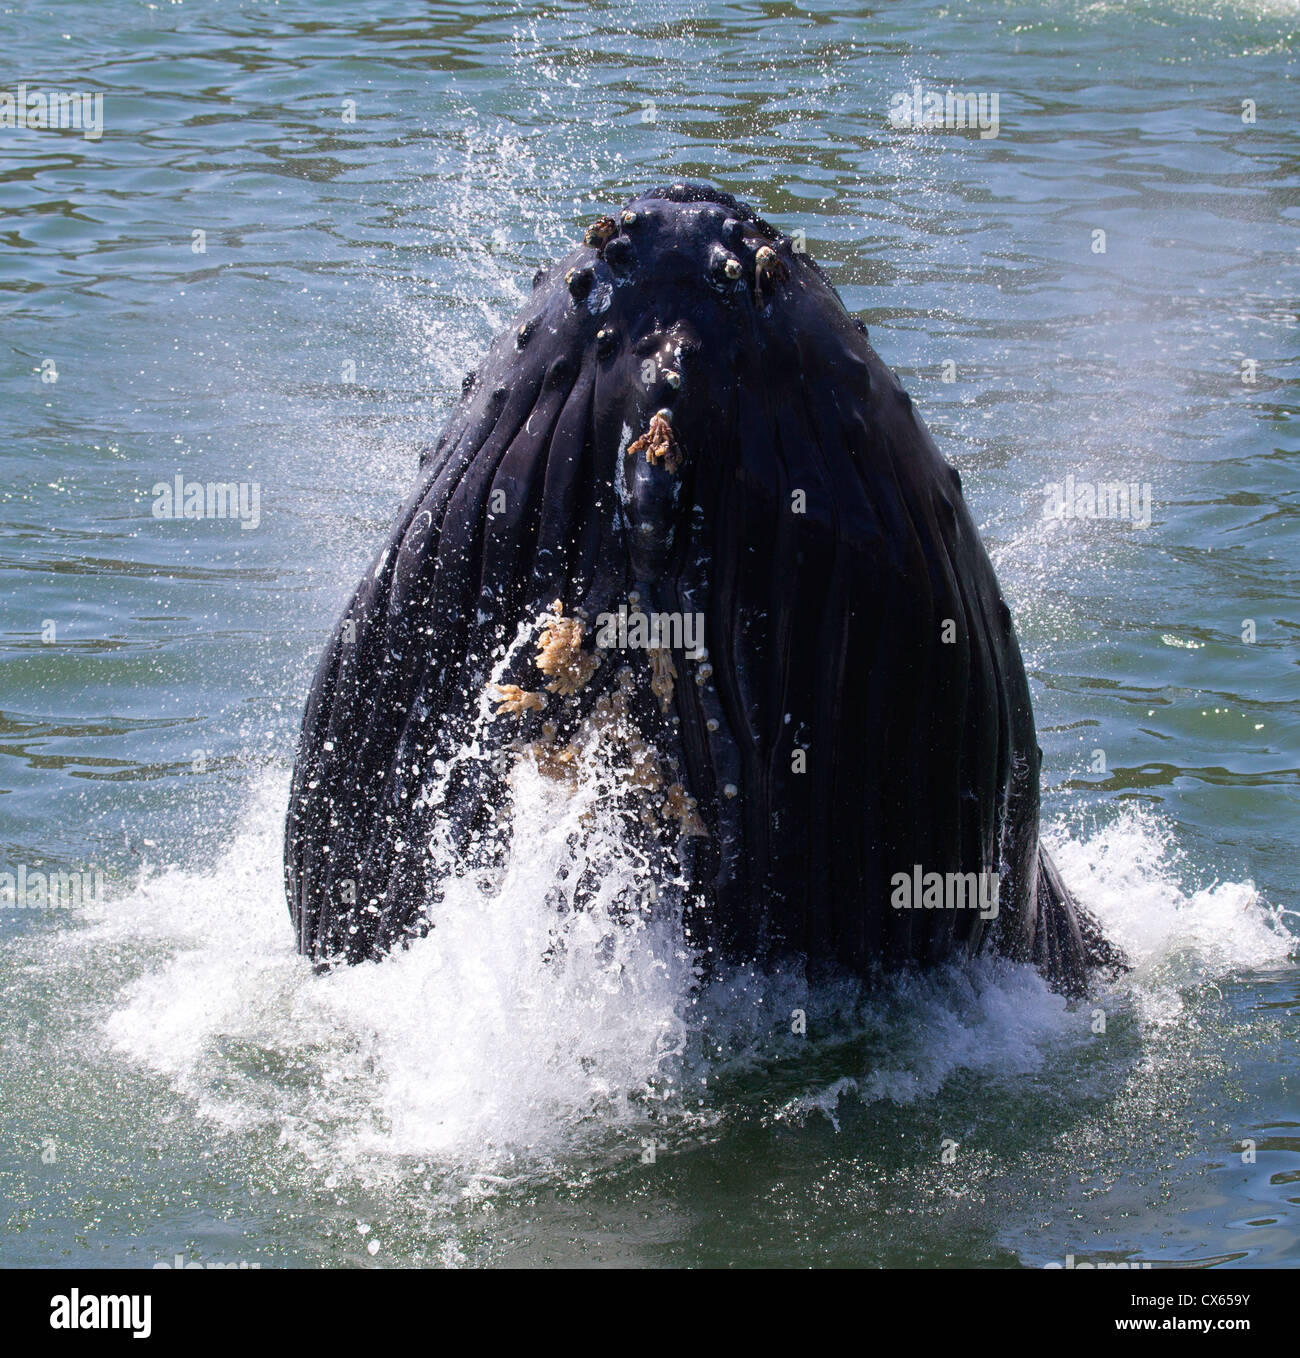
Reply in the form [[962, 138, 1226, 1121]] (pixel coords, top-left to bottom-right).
[[285, 182, 1117, 995]]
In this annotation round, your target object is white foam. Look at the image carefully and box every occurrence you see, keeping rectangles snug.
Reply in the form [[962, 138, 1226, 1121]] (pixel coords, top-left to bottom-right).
[[93, 768, 697, 1183], [1049, 806, 1294, 975], [767, 958, 1076, 1131], [1048, 807, 1294, 1033], [84, 768, 1292, 1175]]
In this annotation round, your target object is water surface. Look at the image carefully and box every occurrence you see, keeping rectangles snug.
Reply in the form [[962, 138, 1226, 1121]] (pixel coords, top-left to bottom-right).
[[0, 0, 1296, 1268]]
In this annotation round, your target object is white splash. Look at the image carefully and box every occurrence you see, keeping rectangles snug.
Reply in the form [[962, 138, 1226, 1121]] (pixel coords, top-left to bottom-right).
[[96, 766, 695, 1183], [84, 767, 1293, 1177]]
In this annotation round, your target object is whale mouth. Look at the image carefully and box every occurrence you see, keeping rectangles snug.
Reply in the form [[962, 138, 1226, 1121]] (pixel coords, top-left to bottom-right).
[[285, 182, 1112, 996]]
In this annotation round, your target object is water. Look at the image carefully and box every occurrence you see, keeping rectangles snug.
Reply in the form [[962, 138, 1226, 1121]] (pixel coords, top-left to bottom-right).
[[1, 0, 1296, 1268]]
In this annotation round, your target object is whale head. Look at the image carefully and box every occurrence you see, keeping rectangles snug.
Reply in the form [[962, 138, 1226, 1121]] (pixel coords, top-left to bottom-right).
[[285, 181, 1108, 997]]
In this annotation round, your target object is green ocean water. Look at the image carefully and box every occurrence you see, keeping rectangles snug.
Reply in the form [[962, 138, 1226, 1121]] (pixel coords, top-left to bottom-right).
[[0, 0, 1296, 1268]]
